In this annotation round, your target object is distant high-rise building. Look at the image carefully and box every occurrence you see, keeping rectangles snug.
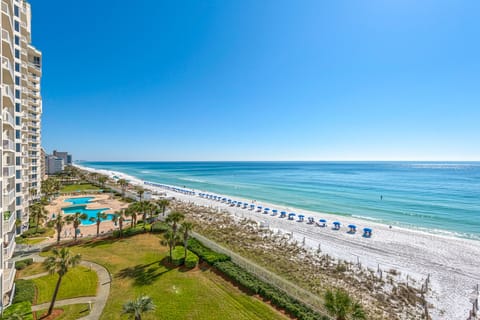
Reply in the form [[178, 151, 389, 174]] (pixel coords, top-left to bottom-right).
[[46, 155, 64, 175], [1, 0, 43, 309], [53, 150, 72, 165]]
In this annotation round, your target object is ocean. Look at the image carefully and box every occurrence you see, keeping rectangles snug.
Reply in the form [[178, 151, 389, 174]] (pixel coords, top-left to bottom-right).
[[79, 161, 480, 240]]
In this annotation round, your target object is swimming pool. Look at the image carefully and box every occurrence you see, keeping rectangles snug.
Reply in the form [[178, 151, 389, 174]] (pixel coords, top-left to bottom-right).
[[62, 205, 113, 226], [64, 197, 94, 205]]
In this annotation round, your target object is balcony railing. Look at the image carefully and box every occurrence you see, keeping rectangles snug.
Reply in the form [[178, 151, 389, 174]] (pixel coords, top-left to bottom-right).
[[3, 262, 16, 295], [3, 111, 14, 127], [3, 239, 16, 260], [3, 188, 15, 207], [1, 56, 13, 78], [3, 139, 15, 151], [3, 165, 15, 177], [3, 211, 15, 234], [2, 84, 14, 102]]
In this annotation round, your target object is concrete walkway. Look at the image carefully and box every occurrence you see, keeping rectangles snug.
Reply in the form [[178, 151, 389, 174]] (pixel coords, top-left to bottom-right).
[[17, 254, 111, 320]]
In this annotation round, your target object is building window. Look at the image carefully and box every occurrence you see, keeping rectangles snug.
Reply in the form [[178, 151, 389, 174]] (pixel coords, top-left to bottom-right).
[[14, 5, 19, 17], [15, 49, 20, 58], [16, 197, 22, 206], [16, 184, 21, 192], [16, 156, 21, 165], [15, 117, 21, 125], [15, 103, 21, 112], [16, 170, 21, 179], [14, 21, 20, 32], [16, 143, 21, 152], [15, 63, 20, 72], [15, 35, 19, 45], [15, 130, 20, 139], [15, 90, 20, 98], [15, 76, 20, 86]]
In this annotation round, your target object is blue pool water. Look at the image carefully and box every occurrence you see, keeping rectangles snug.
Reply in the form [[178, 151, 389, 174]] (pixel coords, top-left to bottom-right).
[[62, 205, 112, 226], [79, 161, 480, 240], [64, 197, 94, 205]]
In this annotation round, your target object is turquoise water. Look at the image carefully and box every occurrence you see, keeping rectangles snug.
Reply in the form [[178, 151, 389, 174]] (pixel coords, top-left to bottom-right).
[[64, 197, 94, 205], [79, 161, 480, 240], [62, 204, 112, 226]]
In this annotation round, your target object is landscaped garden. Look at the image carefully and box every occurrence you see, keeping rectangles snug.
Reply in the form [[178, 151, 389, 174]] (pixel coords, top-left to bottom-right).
[[46, 233, 289, 320], [59, 183, 100, 193]]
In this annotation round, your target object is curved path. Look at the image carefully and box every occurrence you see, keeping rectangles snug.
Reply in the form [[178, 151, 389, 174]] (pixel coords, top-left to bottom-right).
[[17, 253, 111, 320]]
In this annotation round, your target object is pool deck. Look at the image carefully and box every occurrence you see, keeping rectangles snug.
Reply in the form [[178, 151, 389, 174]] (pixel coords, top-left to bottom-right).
[[46, 194, 130, 238]]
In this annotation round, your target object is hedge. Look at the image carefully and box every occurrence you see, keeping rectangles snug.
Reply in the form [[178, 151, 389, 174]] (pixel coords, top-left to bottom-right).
[[151, 222, 169, 233], [171, 246, 199, 268], [13, 280, 35, 304], [113, 224, 150, 238], [1, 301, 33, 320], [15, 258, 34, 270], [189, 237, 329, 320], [187, 238, 230, 264]]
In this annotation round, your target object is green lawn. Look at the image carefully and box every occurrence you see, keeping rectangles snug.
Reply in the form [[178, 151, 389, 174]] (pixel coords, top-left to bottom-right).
[[67, 234, 288, 320], [32, 266, 98, 304], [2, 301, 33, 320], [35, 303, 91, 320], [60, 184, 100, 193]]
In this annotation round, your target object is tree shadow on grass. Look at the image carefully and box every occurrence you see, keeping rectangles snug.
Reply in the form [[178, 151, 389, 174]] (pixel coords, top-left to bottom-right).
[[116, 260, 171, 286]]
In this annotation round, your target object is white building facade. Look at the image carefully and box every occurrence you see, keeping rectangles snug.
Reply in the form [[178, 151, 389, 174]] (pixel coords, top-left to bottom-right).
[[1, 0, 42, 309]]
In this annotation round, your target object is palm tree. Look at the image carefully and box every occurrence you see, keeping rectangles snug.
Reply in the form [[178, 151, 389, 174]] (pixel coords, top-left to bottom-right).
[[164, 229, 180, 262], [136, 188, 145, 202], [156, 199, 169, 216], [180, 222, 193, 260], [112, 211, 125, 237], [67, 212, 88, 241], [29, 203, 48, 233], [54, 213, 71, 244], [122, 295, 155, 320], [165, 211, 184, 246], [98, 176, 107, 188], [89, 211, 108, 237], [324, 289, 366, 320], [126, 203, 139, 227], [43, 248, 81, 316], [117, 179, 128, 197]]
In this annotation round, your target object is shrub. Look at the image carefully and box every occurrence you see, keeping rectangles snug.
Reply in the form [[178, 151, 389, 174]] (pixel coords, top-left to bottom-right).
[[113, 225, 150, 238], [2, 301, 33, 320], [185, 251, 199, 268], [13, 280, 35, 304], [187, 238, 230, 264], [151, 222, 169, 233], [15, 258, 34, 270]]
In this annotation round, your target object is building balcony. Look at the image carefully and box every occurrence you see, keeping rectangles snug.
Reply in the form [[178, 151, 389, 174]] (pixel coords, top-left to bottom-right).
[[2, 165, 14, 178], [1, 2, 13, 35], [1, 28, 13, 60], [3, 188, 14, 207], [3, 239, 15, 260], [1, 56, 14, 84], [2, 111, 14, 128], [1, 84, 14, 105], [3, 211, 15, 234], [2, 139, 15, 152], [3, 261, 16, 297]]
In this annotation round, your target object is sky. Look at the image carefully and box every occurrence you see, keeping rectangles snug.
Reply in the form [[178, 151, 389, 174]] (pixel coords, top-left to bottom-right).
[[31, 0, 480, 161]]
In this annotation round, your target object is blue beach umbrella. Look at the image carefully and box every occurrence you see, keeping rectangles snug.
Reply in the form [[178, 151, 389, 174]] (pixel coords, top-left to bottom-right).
[[264, 208, 270, 211], [348, 224, 357, 229], [272, 209, 278, 213], [319, 219, 327, 223], [250, 204, 255, 208], [257, 206, 263, 209], [363, 227, 372, 232]]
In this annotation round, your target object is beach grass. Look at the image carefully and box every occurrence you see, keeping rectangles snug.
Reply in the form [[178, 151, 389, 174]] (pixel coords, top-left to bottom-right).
[[35, 303, 91, 320], [57, 233, 288, 320], [32, 266, 98, 304], [60, 183, 100, 193], [15, 236, 48, 245], [17, 262, 47, 278]]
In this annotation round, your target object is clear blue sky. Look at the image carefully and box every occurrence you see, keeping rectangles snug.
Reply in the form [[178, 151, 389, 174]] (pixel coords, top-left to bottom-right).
[[32, 0, 480, 161]]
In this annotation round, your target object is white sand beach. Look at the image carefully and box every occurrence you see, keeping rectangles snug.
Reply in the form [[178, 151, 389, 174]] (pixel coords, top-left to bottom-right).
[[76, 164, 480, 320]]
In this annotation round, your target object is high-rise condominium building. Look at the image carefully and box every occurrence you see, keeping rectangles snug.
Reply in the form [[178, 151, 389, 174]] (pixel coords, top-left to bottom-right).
[[1, 0, 42, 309]]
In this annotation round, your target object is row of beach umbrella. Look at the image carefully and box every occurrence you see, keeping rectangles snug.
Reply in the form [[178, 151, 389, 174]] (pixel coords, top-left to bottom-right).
[[145, 181, 195, 195], [198, 193, 373, 238]]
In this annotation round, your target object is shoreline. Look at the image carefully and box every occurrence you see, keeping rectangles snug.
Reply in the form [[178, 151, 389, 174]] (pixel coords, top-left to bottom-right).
[[74, 163, 478, 244], [75, 163, 480, 319]]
